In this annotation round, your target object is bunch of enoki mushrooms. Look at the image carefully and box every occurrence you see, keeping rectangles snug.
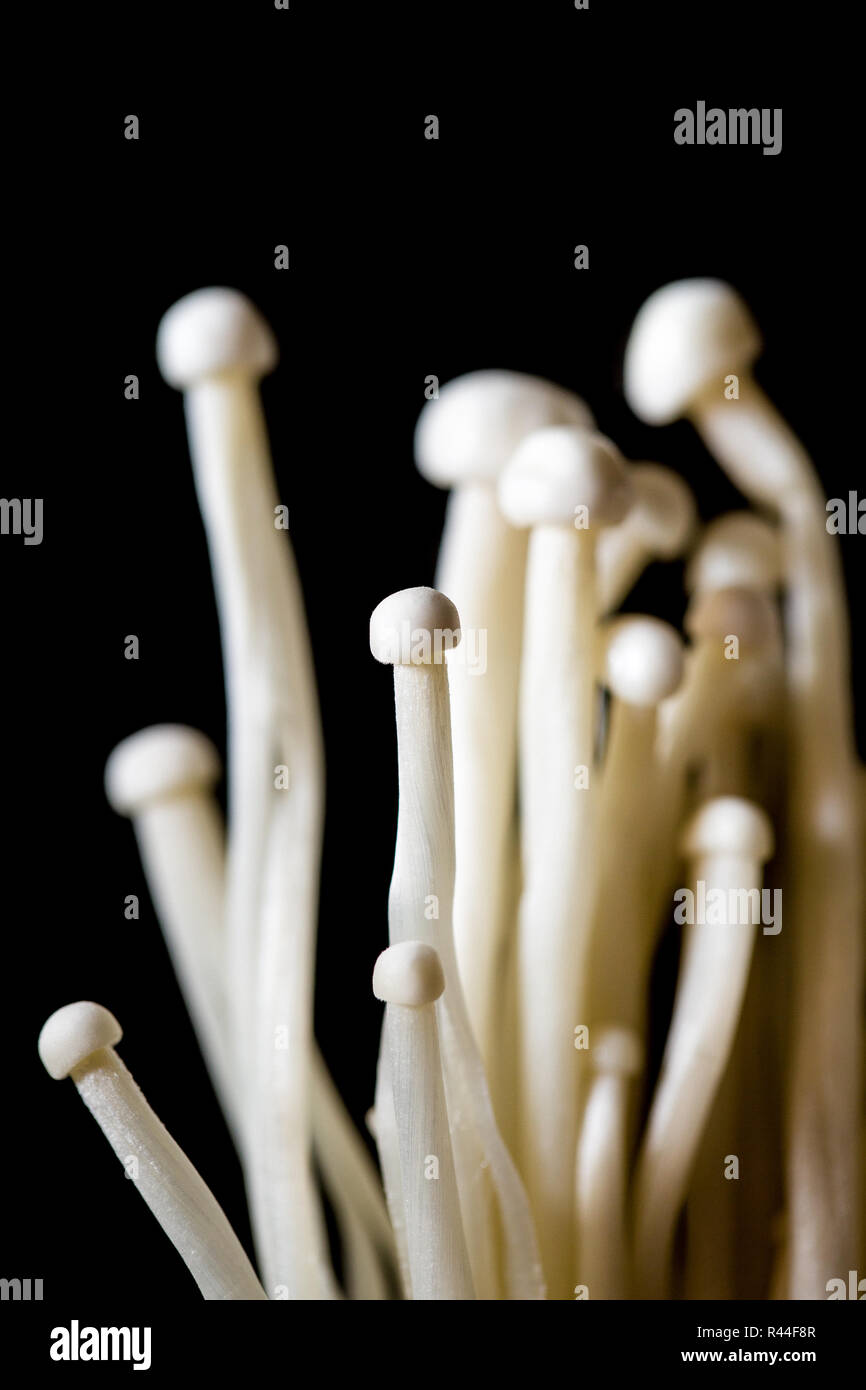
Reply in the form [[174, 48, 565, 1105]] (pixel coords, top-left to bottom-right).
[[39, 281, 864, 1300]]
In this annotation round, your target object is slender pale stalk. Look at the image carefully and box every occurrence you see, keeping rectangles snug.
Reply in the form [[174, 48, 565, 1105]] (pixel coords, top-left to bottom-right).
[[578, 620, 684, 1298], [416, 372, 593, 1078], [678, 660, 782, 1302], [514, 530, 596, 1291], [632, 797, 774, 1298], [159, 289, 329, 1299], [180, 375, 279, 1098], [371, 587, 544, 1301], [38, 1003, 268, 1301], [372, 1033, 412, 1297], [109, 727, 393, 1298], [373, 942, 474, 1300], [588, 618, 685, 1035], [434, 483, 527, 1068], [499, 427, 633, 1298], [575, 1027, 643, 1299], [104, 726, 235, 1131]]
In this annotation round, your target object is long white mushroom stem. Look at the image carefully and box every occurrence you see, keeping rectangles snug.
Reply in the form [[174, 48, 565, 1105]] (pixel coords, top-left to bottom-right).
[[104, 726, 236, 1133], [588, 617, 686, 1037], [38, 1003, 268, 1301], [632, 796, 774, 1299], [575, 1027, 644, 1300], [370, 586, 544, 1301], [416, 371, 594, 1072], [434, 482, 526, 1069], [158, 288, 329, 1300], [576, 619, 685, 1298], [499, 427, 633, 1298], [372, 943, 475, 1300], [107, 727, 396, 1298], [625, 279, 863, 1296], [652, 585, 782, 922]]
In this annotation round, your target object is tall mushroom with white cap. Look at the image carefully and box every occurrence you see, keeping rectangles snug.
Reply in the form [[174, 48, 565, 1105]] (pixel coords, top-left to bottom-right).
[[626, 280, 862, 1296], [498, 426, 633, 1297], [632, 796, 775, 1299], [372, 942, 474, 1300], [576, 617, 684, 1299], [157, 287, 328, 1299], [588, 616, 686, 1039], [416, 371, 593, 1071], [38, 1003, 268, 1301], [104, 725, 234, 1128], [575, 1025, 644, 1300], [369, 586, 544, 1300], [105, 725, 396, 1300]]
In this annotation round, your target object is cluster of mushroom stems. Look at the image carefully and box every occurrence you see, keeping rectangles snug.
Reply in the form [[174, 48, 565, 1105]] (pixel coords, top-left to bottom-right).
[[39, 280, 863, 1300]]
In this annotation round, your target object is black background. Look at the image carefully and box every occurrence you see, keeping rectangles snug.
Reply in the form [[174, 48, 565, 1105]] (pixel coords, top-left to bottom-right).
[[3, 0, 862, 1352]]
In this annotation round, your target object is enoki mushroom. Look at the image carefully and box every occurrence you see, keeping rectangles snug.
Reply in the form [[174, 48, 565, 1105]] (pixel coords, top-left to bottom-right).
[[39, 282, 864, 1300]]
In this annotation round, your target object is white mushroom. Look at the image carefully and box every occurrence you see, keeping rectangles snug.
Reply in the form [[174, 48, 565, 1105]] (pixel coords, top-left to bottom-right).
[[157, 287, 328, 1300], [106, 725, 396, 1299], [372, 942, 474, 1300], [370, 586, 544, 1300], [416, 370, 593, 1070], [498, 426, 633, 1297], [38, 1003, 268, 1301], [575, 1026, 644, 1300], [632, 796, 775, 1298], [104, 726, 234, 1128], [576, 618, 684, 1299]]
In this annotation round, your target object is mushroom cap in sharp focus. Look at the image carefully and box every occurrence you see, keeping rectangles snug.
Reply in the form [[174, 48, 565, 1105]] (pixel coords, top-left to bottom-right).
[[686, 511, 781, 595], [622, 463, 697, 558], [602, 615, 685, 707], [681, 795, 775, 864], [105, 724, 222, 817], [624, 279, 762, 426], [38, 1002, 123, 1080], [369, 586, 462, 666], [372, 942, 446, 1007], [498, 427, 633, 530], [592, 1026, 645, 1077], [414, 370, 595, 487], [685, 584, 780, 650], [156, 287, 278, 389]]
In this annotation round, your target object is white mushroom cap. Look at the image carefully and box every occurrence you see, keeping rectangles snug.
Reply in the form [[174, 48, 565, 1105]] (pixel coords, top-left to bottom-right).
[[372, 942, 446, 1006], [592, 1026, 644, 1077], [39, 1002, 123, 1080], [685, 585, 779, 649], [681, 796, 774, 864], [369, 587, 461, 666], [415, 370, 594, 487], [624, 279, 762, 426], [623, 463, 697, 558], [602, 616, 685, 707], [686, 512, 781, 595], [105, 725, 221, 817], [498, 427, 633, 530], [156, 287, 278, 390]]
